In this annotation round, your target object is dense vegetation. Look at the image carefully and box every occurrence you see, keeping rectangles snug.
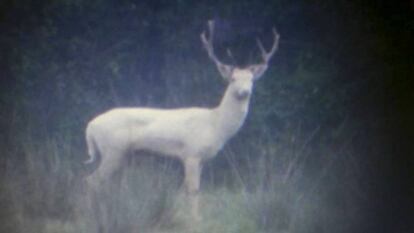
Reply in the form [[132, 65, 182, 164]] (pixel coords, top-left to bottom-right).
[[0, 0, 412, 232]]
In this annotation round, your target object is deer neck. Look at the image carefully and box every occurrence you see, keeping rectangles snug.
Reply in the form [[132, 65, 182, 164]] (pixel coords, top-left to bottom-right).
[[213, 83, 251, 141]]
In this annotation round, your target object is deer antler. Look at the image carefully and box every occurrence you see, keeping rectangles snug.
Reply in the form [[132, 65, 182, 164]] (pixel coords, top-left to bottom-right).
[[201, 21, 221, 65], [256, 28, 280, 64], [201, 20, 234, 79]]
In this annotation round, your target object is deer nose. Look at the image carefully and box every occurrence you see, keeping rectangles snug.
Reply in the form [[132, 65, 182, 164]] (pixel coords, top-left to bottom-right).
[[236, 89, 251, 100]]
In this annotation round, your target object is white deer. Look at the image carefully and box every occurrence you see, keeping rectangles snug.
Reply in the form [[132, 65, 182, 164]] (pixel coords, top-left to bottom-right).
[[84, 20, 279, 220]]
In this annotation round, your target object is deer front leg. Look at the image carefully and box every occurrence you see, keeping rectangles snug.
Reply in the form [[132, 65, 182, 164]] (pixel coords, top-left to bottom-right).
[[183, 157, 202, 222]]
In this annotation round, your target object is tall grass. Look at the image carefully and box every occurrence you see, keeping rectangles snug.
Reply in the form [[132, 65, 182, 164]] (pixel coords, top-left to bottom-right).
[[0, 122, 362, 233], [0, 135, 182, 233]]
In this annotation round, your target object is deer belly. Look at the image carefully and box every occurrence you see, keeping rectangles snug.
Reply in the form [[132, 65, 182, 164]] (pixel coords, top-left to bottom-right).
[[133, 135, 185, 157]]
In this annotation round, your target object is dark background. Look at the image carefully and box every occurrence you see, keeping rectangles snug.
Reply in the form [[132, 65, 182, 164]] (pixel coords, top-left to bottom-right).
[[0, 0, 412, 232]]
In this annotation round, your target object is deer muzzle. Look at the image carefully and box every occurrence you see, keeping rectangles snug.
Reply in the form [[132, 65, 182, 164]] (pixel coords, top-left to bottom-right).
[[236, 89, 251, 100]]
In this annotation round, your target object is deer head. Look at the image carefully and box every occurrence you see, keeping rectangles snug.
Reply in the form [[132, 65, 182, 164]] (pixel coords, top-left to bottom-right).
[[201, 20, 279, 100]]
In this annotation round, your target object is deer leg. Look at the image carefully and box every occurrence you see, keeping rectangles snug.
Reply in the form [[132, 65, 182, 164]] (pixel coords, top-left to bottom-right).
[[183, 157, 202, 221], [86, 148, 124, 189], [85, 148, 125, 233]]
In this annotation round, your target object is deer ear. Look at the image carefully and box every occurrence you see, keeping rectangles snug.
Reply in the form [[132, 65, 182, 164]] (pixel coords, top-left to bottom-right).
[[217, 63, 234, 81], [249, 64, 268, 80]]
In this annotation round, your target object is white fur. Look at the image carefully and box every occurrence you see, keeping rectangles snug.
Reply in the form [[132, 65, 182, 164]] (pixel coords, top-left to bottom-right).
[[85, 68, 255, 191], [84, 69, 264, 225], [84, 24, 278, 223]]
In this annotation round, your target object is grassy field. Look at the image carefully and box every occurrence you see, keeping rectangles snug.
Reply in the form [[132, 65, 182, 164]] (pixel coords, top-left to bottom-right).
[[0, 127, 364, 233]]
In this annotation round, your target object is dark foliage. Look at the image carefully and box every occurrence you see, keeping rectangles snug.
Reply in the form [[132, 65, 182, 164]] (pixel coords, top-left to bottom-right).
[[0, 0, 412, 232]]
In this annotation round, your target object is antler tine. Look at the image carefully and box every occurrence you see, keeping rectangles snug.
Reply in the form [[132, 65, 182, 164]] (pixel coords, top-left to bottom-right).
[[201, 20, 223, 66], [256, 27, 280, 63], [269, 28, 280, 56], [256, 38, 266, 59], [201, 20, 234, 79]]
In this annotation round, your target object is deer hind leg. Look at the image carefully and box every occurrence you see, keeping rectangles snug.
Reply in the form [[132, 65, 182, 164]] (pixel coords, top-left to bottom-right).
[[183, 158, 202, 222], [86, 147, 125, 190], [85, 148, 125, 233]]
